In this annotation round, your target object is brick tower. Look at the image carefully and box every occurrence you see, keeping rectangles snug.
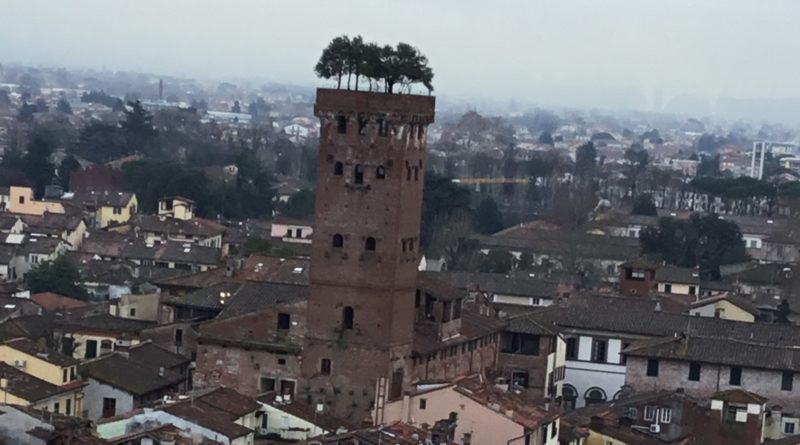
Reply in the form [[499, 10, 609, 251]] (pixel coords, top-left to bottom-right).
[[301, 89, 435, 421]]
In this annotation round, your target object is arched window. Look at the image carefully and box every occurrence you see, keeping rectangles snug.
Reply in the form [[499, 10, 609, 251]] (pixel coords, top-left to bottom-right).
[[562, 385, 577, 411], [320, 359, 332, 375], [365, 237, 376, 251], [584, 387, 607, 406], [334, 162, 343, 175], [332, 234, 344, 248], [343, 306, 354, 329], [354, 164, 364, 184], [376, 166, 386, 179]]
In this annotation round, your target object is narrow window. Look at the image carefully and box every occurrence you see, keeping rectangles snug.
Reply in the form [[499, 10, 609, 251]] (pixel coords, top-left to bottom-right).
[[418, 125, 424, 140], [334, 162, 343, 175], [365, 237, 376, 251], [129, 308, 136, 317], [453, 299, 462, 319], [175, 328, 183, 346], [54, 402, 60, 413], [407, 166, 412, 181], [66, 399, 71, 415], [277, 313, 291, 330], [730, 367, 742, 385], [565, 338, 577, 360], [782, 371, 794, 391], [63, 368, 68, 383], [592, 339, 607, 363], [376, 166, 386, 179], [343, 306, 354, 329], [689, 362, 701, 381], [354, 164, 364, 184], [337, 115, 347, 134], [378, 118, 389, 137], [442, 301, 452, 322], [402, 239, 408, 252], [660, 408, 672, 424], [358, 115, 368, 136], [260, 377, 276, 392], [102, 398, 116, 418], [320, 359, 332, 375], [19, 196, 24, 204], [419, 398, 427, 409], [413, 167, 419, 181], [332, 234, 344, 248], [646, 359, 659, 377]]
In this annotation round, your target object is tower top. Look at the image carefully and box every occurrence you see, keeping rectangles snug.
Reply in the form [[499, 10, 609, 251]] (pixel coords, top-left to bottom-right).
[[314, 88, 435, 124]]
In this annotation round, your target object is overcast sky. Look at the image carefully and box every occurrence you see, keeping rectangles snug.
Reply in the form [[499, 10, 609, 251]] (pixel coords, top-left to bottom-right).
[[2, 0, 799, 114]]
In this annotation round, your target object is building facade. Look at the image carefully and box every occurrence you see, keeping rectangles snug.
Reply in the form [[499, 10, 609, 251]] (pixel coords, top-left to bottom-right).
[[300, 89, 435, 421]]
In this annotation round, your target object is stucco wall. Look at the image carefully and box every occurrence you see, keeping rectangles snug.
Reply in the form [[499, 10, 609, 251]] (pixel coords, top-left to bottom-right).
[[84, 377, 134, 420], [625, 357, 800, 414], [689, 300, 755, 322]]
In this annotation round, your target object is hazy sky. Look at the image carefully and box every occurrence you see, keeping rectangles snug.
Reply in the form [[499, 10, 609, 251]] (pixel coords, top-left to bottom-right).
[[2, 0, 799, 113]]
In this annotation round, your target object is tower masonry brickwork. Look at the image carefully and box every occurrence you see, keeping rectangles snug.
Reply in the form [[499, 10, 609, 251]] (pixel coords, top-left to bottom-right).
[[300, 89, 435, 421]]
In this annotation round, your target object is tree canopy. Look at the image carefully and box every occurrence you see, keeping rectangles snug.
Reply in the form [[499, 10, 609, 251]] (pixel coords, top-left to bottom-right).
[[474, 196, 505, 235], [26, 257, 87, 300], [315, 35, 433, 94], [281, 189, 315, 220], [640, 214, 749, 279], [631, 194, 658, 216]]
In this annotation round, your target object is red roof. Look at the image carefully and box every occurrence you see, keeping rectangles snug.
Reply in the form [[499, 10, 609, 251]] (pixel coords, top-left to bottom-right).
[[30, 292, 88, 312]]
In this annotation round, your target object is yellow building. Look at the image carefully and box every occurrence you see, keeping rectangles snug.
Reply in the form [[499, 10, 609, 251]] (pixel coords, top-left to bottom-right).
[[0, 338, 84, 416], [73, 190, 138, 229], [689, 295, 757, 322], [6, 186, 65, 216], [586, 431, 628, 445], [158, 196, 194, 220]]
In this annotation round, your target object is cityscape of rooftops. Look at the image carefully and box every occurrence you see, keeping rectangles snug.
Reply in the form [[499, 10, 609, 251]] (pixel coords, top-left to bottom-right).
[[0, 1, 799, 444]]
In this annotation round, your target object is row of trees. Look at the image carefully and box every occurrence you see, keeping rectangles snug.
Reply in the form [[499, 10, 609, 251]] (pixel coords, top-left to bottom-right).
[[315, 35, 433, 94]]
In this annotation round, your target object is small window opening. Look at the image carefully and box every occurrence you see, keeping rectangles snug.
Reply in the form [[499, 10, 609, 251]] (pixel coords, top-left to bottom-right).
[[334, 162, 343, 175], [337, 116, 347, 134], [376, 166, 386, 179], [358, 115, 368, 136], [354, 164, 364, 184], [378, 118, 389, 137], [332, 234, 344, 248], [365, 237, 376, 251], [321, 359, 332, 375], [343, 306, 354, 329], [277, 313, 291, 330]]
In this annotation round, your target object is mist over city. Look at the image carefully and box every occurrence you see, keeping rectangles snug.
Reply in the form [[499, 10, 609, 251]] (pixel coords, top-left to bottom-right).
[[0, 1, 798, 445]]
